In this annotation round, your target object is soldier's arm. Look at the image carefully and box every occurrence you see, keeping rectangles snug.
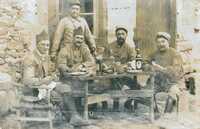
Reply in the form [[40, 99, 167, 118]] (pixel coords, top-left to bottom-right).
[[82, 47, 96, 75], [103, 44, 111, 58], [82, 47, 95, 65], [57, 49, 71, 73], [23, 59, 51, 86], [166, 52, 184, 78], [128, 45, 136, 61], [83, 18, 96, 51], [23, 64, 40, 86], [50, 19, 65, 56]]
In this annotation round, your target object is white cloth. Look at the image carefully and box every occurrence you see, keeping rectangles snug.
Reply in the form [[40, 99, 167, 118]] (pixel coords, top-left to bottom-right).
[[38, 81, 57, 100]]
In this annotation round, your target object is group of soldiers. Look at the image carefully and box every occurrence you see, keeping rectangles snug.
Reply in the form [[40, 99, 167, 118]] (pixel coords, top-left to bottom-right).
[[21, 0, 185, 126]]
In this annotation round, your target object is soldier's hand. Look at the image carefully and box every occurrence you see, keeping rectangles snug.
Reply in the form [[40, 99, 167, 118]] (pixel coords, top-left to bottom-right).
[[42, 76, 53, 84], [91, 47, 97, 57], [51, 74, 59, 81], [66, 68, 73, 73], [50, 53, 57, 62], [152, 62, 166, 71]]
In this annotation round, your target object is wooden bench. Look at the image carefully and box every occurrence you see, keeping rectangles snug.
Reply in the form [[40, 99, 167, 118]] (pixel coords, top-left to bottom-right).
[[13, 84, 54, 129]]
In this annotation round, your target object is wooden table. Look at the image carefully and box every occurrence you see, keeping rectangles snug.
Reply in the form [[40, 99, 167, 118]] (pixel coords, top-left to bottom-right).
[[63, 71, 155, 122]]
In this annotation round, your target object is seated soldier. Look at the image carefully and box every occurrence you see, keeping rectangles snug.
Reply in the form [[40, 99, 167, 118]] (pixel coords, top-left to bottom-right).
[[23, 30, 89, 126], [103, 26, 138, 111], [23, 30, 57, 100], [104, 25, 137, 89], [57, 27, 95, 125], [149, 32, 184, 115], [57, 27, 95, 75]]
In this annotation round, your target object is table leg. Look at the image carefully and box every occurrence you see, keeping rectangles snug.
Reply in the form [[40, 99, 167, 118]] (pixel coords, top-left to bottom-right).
[[47, 89, 53, 129], [149, 74, 155, 122], [150, 96, 154, 122], [83, 81, 88, 120]]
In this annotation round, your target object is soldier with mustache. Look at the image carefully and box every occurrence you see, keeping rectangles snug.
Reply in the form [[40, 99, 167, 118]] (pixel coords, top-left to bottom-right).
[[149, 32, 184, 115]]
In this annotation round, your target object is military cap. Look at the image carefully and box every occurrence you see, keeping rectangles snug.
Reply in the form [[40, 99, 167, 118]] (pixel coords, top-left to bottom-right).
[[115, 25, 128, 34], [74, 27, 83, 36], [36, 30, 49, 43], [156, 32, 171, 41], [69, 0, 81, 6]]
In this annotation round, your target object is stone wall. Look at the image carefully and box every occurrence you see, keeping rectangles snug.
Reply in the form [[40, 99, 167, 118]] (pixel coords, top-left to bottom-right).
[[0, 0, 45, 81]]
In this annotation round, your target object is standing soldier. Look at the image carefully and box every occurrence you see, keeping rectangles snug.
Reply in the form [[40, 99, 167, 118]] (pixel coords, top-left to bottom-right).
[[50, 0, 96, 61]]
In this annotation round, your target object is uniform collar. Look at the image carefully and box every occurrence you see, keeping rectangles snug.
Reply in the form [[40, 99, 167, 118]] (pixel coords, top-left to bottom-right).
[[69, 15, 81, 22], [72, 43, 81, 50]]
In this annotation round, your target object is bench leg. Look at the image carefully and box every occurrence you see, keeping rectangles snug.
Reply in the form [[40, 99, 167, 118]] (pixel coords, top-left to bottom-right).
[[16, 110, 22, 129], [150, 97, 154, 122]]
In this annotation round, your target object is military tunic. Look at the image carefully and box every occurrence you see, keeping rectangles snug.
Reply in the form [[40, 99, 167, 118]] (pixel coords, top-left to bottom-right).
[[51, 16, 96, 56], [150, 48, 184, 93], [23, 49, 71, 97], [104, 41, 136, 64], [23, 49, 50, 86], [104, 41, 138, 90], [57, 44, 95, 71]]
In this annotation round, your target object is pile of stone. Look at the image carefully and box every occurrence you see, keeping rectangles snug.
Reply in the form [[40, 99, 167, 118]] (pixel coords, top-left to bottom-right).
[[0, 1, 33, 82]]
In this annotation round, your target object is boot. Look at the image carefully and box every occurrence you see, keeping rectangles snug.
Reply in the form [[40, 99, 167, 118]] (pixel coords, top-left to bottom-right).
[[70, 114, 91, 126], [124, 99, 133, 111], [113, 99, 120, 112], [164, 96, 176, 113]]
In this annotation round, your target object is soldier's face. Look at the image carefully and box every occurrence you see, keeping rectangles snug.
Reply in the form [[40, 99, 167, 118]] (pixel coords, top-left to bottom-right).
[[70, 5, 80, 18], [116, 30, 127, 45], [37, 40, 49, 54], [156, 37, 169, 52], [74, 35, 84, 47]]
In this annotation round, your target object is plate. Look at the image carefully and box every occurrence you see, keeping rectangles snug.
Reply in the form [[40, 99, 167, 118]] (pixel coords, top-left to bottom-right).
[[126, 70, 142, 73]]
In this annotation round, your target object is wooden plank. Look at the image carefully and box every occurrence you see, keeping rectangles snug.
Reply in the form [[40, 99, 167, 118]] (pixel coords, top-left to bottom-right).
[[108, 90, 153, 98], [17, 117, 52, 122], [169, 0, 177, 48], [63, 72, 154, 81], [97, 0, 108, 47], [15, 104, 52, 110]]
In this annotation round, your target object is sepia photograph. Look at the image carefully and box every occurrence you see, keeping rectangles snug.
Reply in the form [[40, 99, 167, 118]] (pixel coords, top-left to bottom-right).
[[0, 0, 200, 129]]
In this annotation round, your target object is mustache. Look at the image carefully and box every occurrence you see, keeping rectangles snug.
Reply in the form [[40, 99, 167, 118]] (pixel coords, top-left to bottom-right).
[[76, 41, 82, 44], [117, 37, 125, 41]]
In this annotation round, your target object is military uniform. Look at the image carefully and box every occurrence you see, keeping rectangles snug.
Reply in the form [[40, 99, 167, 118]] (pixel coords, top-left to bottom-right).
[[103, 40, 138, 91], [149, 32, 184, 114], [57, 43, 95, 74], [104, 41, 135, 64], [56, 41, 96, 125], [51, 16, 96, 57], [150, 48, 184, 93], [23, 49, 72, 96], [23, 49, 50, 86]]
